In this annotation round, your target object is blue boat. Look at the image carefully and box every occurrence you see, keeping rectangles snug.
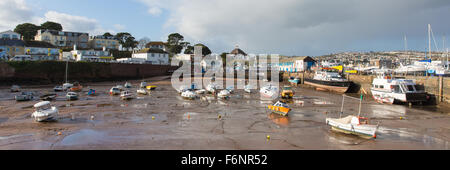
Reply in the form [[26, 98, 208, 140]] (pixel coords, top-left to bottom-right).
[[288, 77, 300, 84], [88, 89, 96, 96]]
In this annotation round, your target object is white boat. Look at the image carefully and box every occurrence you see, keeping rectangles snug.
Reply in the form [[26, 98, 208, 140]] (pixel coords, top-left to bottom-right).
[[195, 89, 206, 94], [137, 88, 148, 95], [15, 92, 34, 101], [140, 82, 147, 88], [260, 84, 279, 99], [31, 101, 58, 122], [244, 85, 253, 93], [63, 83, 73, 90], [120, 90, 134, 100], [217, 90, 231, 99], [66, 92, 78, 101], [177, 85, 189, 94], [226, 86, 234, 93], [326, 95, 379, 139], [206, 83, 217, 93], [10, 85, 20, 92], [53, 86, 64, 92], [110, 87, 121, 95], [304, 70, 352, 93], [124, 82, 132, 88], [181, 90, 198, 100], [116, 85, 125, 91], [371, 75, 428, 104]]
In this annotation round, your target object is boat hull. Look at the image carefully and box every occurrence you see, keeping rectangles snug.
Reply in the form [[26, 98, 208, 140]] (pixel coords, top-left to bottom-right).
[[304, 79, 350, 93], [32, 107, 58, 122], [268, 105, 290, 116], [371, 89, 428, 104], [326, 118, 378, 139]]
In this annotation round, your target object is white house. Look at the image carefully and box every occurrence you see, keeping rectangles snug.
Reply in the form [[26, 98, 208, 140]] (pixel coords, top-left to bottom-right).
[[132, 48, 169, 65], [0, 30, 21, 40], [71, 46, 114, 62]]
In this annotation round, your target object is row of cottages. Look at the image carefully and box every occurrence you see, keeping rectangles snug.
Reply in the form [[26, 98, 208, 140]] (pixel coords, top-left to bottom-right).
[[69, 45, 114, 62], [0, 32, 60, 61], [88, 35, 120, 50], [35, 29, 89, 48], [278, 56, 316, 72]]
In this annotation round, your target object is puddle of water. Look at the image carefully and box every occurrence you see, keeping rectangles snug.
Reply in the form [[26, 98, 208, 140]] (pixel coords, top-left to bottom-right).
[[59, 129, 107, 146], [0, 133, 34, 140]]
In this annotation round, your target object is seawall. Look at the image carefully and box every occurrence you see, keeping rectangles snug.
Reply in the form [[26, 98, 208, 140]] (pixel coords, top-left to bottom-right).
[[0, 61, 178, 85]]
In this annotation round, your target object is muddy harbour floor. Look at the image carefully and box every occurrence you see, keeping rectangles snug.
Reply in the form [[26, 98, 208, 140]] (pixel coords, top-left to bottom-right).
[[0, 76, 449, 150]]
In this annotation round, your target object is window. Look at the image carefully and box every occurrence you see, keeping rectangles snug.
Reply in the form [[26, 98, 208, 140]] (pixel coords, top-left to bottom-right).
[[406, 85, 415, 91], [2, 34, 9, 39], [414, 85, 424, 92], [12, 35, 18, 39], [380, 85, 384, 89]]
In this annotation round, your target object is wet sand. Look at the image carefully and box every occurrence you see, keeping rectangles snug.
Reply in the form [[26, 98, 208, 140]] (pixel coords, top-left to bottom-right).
[[0, 76, 449, 150]]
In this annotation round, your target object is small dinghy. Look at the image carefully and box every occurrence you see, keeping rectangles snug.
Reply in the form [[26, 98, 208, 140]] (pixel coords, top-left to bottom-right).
[[31, 101, 58, 122], [15, 92, 34, 101], [66, 92, 78, 101], [10, 85, 20, 92], [124, 82, 132, 88], [281, 86, 294, 99], [69, 82, 83, 92], [110, 87, 121, 95], [137, 88, 148, 95], [53, 86, 63, 92], [217, 90, 231, 99], [40, 93, 57, 101], [120, 90, 134, 100], [181, 90, 198, 100], [206, 83, 217, 94], [260, 84, 279, 99], [268, 101, 291, 116], [326, 95, 379, 139]]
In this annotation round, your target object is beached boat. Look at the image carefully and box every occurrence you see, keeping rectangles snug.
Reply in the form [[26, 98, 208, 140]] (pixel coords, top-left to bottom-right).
[[40, 93, 57, 101], [15, 92, 34, 101], [206, 83, 217, 94], [226, 86, 234, 94], [124, 82, 132, 88], [137, 88, 148, 95], [146, 85, 157, 90], [268, 101, 291, 116], [110, 87, 121, 95], [66, 92, 78, 101], [10, 85, 20, 92], [53, 86, 63, 92], [371, 75, 428, 104], [69, 82, 83, 92], [217, 90, 231, 99], [140, 82, 147, 88], [63, 83, 73, 91], [281, 86, 294, 99], [326, 95, 379, 139], [260, 84, 279, 99], [304, 70, 352, 93], [181, 90, 198, 100], [195, 89, 206, 95], [120, 90, 134, 100], [31, 101, 58, 122], [116, 85, 125, 91], [288, 77, 301, 85], [244, 85, 253, 93], [87, 89, 97, 96]]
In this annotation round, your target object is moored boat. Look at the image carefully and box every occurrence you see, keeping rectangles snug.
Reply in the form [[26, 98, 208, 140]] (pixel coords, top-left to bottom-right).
[[288, 77, 300, 85], [31, 101, 58, 122], [54, 86, 64, 92], [137, 88, 148, 95], [124, 82, 132, 88], [281, 86, 294, 99], [66, 92, 78, 101], [217, 90, 231, 99], [181, 90, 198, 100], [40, 93, 57, 101], [110, 87, 121, 95], [69, 82, 83, 92], [206, 83, 217, 94], [260, 84, 279, 99], [146, 85, 157, 90], [304, 70, 351, 93], [15, 92, 34, 101], [10, 85, 20, 92], [268, 101, 291, 116], [371, 75, 428, 104], [120, 90, 134, 100]]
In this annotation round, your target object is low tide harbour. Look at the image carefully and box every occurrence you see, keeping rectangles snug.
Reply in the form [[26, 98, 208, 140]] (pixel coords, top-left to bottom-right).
[[0, 76, 449, 150]]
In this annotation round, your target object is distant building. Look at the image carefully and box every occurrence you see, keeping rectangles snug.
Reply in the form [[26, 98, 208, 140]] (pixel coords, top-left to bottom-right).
[[88, 35, 120, 50], [132, 48, 169, 65], [23, 40, 60, 61], [278, 56, 316, 72], [71, 46, 113, 62], [145, 41, 167, 51], [0, 39, 25, 58], [0, 30, 21, 40], [230, 45, 247, 56], [34, 29, 89, 48]]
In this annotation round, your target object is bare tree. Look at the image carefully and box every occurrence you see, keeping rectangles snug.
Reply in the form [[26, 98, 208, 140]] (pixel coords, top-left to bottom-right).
[[138, 37, 151, 50]]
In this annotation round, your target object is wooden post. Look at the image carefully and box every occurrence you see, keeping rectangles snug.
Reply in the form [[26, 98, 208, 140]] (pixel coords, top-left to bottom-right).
[[439, 76, 444, 102]]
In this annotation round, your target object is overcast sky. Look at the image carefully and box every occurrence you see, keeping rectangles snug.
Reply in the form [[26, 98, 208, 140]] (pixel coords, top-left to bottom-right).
[[1, 0, 450, 56]]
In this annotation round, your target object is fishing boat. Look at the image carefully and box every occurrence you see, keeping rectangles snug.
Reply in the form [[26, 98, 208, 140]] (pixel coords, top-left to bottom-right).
[[137, 88, 148, 95], [371, 75, 428, 104], [146, 85, 157, 90], [326, 95, 379, 139], [10, 85, 20, 92], [120, 90, 134, 100], [110, 87, 121, 95], [268, 101, 291, 116], [31, 101, 58, 122], [281, 86, 294, 99], [53, 86, 63, 92], [40, 93, 57, 101], [260, 84, 279, 99], [217, 90, 231, 99], [181, 90, 198, 100], [66, 92, 78, 101], [15, 92, 34, 101], [124, 82, 132, 88], [304, 69, 352, 93], [69, 82, 83, 92]]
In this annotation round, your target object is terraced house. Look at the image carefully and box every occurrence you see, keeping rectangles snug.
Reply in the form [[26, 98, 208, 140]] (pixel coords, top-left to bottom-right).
[[88, 35, 120, 50], [34, 29, 89, 48]]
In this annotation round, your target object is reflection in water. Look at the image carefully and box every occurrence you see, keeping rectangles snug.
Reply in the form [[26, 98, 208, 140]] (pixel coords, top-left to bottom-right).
[[368, 105, 406, 118], [268, 113, 290, 126]]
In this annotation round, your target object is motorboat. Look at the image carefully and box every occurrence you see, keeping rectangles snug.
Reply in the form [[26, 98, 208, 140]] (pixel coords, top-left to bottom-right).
[[146, 85, 157, 91], [15, 92, 34, 101], [268, 101, 291, 116], [31, 101, 58, 122], [53, 86, 64, 92], [304, 69, 352, 93], [40, 93, 57, 101], [206, 83, 217, 94], [10, 85, 20, 92], [177, 85, 189, 94], [244, 85, 253, 93], [110, 87, 121, 95], [120, 90, 134, 100], [371, 75, 428, 104], [326, 95, 379, 139], [281, 86, 294, 99], [69, 82, 82, 92], [116, 85, 125, 91], [217, 90, 231, 99], [181, 90, 198, 100], [195, 89, 206, 95], [66, 92, 78, 101], [260, 84, 279, 99], [87, 89, 97, 96], [124, 82, 132, 88], [137, 88, 148, 95], [63, 83, 73, 91], [288, 77, 300, 86]]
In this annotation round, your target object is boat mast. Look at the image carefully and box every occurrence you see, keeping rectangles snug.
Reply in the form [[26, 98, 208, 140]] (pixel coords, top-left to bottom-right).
[[358, 94, 363, 117], [340, 95, 345, 118], [428, 24, 432, 60], [65, 59, 68, 84]]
